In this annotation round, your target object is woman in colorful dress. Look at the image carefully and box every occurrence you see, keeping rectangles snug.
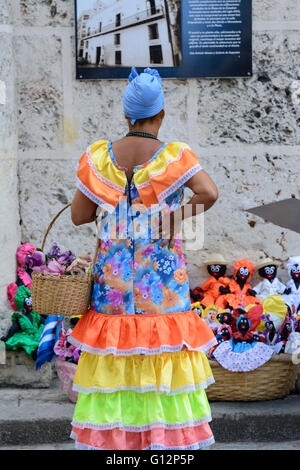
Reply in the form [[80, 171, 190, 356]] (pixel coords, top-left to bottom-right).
[[69, 67, 219, 451]]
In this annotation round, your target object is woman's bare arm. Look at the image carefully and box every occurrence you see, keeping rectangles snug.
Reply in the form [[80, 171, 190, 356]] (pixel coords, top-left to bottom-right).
[[71, 190, 98, 226], [183, 169, 219, 216], [159, 169, 219, 248]]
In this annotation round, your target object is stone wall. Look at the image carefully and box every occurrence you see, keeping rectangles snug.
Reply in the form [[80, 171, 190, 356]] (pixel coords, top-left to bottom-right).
[[1, 0, 300, 323], [0, 1, 20, 329]]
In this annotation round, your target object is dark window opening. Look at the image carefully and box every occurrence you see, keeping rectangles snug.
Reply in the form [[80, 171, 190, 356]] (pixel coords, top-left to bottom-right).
[[148, 0, 157, 15], [115, 50, 122, 65], [115, 13, 121, 27], [148, 24, 159, 40], [115, 33, 121, 45], [99, 22, 102, 32], [149, 45, 163, 64], [96, 47, 101, 64]]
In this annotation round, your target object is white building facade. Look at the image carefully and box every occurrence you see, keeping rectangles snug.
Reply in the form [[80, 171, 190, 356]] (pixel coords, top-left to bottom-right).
[[79, 0, 176, 67]]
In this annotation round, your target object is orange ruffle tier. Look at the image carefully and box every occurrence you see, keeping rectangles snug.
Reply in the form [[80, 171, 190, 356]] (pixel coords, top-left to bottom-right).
[[69, 310, 217, 356], [71, 423, 214, 450]]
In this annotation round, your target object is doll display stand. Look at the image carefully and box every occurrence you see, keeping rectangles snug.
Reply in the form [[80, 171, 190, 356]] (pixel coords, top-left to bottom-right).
[[207, 354, 300, 401]]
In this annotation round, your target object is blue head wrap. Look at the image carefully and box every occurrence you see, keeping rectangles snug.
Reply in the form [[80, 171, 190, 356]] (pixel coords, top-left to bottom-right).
[[123, 67, 164, 126]]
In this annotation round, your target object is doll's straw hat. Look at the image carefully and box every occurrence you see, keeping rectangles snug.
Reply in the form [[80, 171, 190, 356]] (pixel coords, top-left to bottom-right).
[[203, 253, 228, 266], [255, 258, 279, 270]]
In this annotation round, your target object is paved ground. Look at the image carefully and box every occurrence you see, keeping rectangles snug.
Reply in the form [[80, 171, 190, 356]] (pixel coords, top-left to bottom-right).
[[1, 378, 300, 448], [1, 441, 300, 450]]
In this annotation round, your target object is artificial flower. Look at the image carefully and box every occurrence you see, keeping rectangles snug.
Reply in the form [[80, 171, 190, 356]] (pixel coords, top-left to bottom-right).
[[7, 283, 18, 310], [26, 251, 45, 269], [47, 260, 66, 275], [17, 267, 32, 289], [47, 242, 61, 258], [16, 243, 36, 268]]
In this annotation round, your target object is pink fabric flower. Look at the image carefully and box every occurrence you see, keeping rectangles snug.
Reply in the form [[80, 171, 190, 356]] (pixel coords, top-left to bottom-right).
[[7, 283, 18, 310], [32, 265, 49, 273], [47, 260, 66, 275], [16, 243, 36, 268], [17, 267, 32, 289]]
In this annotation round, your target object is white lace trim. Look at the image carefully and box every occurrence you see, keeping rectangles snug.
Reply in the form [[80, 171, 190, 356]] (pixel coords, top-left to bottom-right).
[[86, 148, 125, 193], [157, 164, 202, 203], [70, 432, 215, 451], [68, 336, 217, 357], [72, 376, 215, 396], [71, 415, 212, 433], [76, 178, 115, 213], [135, 146, 191, 190]]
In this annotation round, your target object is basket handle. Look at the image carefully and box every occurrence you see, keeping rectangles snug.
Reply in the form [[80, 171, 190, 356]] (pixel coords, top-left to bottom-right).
[[41, 203, 100, 270]]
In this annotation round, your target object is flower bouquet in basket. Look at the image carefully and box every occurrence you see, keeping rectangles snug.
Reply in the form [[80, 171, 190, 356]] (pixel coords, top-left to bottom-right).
[[31, 204, 98, 317], [31, 242, 94, 317]]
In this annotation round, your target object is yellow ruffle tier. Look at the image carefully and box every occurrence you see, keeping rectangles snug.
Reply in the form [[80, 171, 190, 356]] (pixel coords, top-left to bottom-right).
[[73, 350, 214, 396]]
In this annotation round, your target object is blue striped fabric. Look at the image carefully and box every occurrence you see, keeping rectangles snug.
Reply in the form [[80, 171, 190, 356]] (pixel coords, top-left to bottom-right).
[[35, 315, 63, 370]]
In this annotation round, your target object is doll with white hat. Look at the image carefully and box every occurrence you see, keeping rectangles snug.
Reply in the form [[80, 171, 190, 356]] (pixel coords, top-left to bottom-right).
[[191, 254, 231, 307], [253, 258, 286, 302]]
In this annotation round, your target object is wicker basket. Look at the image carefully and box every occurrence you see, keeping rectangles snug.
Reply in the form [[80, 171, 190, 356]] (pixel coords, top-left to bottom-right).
[[31, 204, 99, 317], [207, 354, 300, 401]]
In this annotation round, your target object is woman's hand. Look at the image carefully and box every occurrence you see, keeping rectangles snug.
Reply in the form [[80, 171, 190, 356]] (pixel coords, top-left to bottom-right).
[[157, 209, 183, 249]]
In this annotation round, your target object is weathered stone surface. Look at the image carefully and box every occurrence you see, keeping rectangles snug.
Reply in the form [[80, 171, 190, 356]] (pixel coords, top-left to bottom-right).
[[15, 35, 64, 152], [72, 77, 190, 149], [17, 0, 74, 27], [253, 0, 300, 22], [0, 0, 10, 24], [185, 149, 300, 288], [0, 27, 19, 314], [19, 159, 97, 257], [0, 313, 12, 339], [194, 31, 300, 147], [0, 350, 53, 388]]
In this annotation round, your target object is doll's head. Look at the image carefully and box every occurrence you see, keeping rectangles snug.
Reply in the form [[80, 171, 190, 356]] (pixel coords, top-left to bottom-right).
[[258, 265, 277, 281], [204, 254, 228, 280], [286, 257, 300, 284], [14, 286, 32, 313], [216, 311, 234, 326], [207, 264, 227, 279], [236, 314, 250, 336], [255, 258, 279, 282], [24, 296, 33, 313], [218, 325, 232, 341], [233, 259, 254, 285]]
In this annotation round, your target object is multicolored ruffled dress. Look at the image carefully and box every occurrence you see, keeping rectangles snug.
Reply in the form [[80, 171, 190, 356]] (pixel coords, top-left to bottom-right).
[[69, 140, 217, 450]]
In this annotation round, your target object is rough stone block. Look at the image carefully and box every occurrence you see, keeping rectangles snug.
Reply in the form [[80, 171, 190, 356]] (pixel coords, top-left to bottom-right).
[[253, 0, 300, 22], [0, 350, 53, 388], [0, 312, 12, 339], [193, 31, 300, 147], [184, 149, 300, 288], [19, 159, 97, 257], [17, 0, 74, 27], [15, 35, 64, 152]]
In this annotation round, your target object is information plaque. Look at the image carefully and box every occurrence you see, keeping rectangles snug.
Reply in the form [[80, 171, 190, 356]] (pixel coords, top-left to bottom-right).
[[75, 0, 252, 80]]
